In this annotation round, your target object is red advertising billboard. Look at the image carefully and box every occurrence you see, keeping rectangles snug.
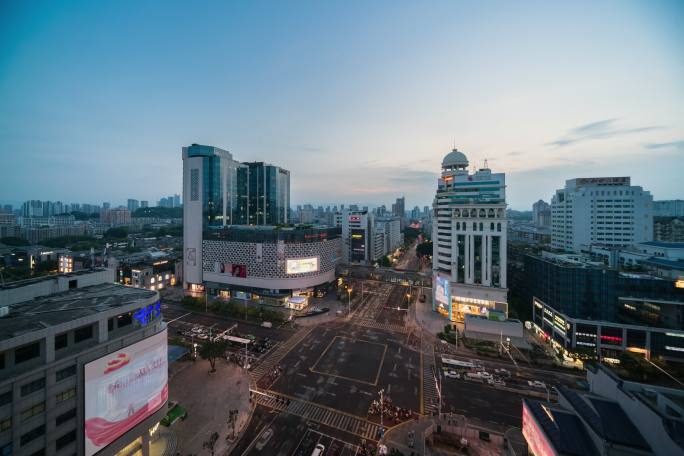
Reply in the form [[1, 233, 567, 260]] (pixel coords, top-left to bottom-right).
[[213, 262, 247, 278], [84, 329, 168, 456], [522, 402, 557, 456]]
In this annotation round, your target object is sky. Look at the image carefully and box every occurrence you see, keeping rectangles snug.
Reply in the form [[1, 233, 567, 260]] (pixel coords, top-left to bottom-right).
[[1, 1, 683, 210]]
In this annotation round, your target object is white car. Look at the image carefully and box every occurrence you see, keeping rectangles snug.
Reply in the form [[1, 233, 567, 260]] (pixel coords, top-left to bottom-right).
[[480, 371, 493, 379], [255, 428, 273, 451], [528, 380, 546, 389], [444, 370, 460, 379]]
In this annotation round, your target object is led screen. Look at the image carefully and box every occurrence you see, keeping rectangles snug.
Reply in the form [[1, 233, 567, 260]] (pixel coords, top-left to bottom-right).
[[435, 275, 450, 308], [286, 257, 319, 274], [84, 329, 168, 456]]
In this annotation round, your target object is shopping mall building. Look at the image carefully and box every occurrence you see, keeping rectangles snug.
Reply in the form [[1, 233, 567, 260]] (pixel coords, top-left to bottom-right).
[[0, 269, 167, 456], [196, 225, 342, 308], [182, 144, 342, 309]]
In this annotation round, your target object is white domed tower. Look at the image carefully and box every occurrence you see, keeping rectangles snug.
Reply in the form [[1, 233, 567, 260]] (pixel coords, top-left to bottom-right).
[[432, 148, 508, 322]]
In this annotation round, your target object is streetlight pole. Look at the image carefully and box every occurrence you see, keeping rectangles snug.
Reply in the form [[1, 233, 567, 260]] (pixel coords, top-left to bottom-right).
[[348, 287, 352, 317], [379, 388, 384, 429]]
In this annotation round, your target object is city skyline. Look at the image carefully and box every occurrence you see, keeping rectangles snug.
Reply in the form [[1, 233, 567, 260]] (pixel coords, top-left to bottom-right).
[[2, 1, 683, 210]]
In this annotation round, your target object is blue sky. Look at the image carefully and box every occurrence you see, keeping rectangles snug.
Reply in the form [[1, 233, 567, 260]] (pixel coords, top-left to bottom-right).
[[1, 0, 683, 210]]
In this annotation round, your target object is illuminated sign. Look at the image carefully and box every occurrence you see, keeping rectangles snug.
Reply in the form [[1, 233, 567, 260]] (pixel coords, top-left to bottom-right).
[[286, 257, 319, 274], [133, 301, 161, 326], [522, 402, 557, 456], [84, 330, 168, 456], [676, 279, 684, 289], [435, 276, 450, 309], [213, 262, 247, 278], [349, 215, 361, 222]]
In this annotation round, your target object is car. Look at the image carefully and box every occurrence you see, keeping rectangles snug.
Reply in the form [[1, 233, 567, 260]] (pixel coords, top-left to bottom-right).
[[480, 371, 493, 379], [255, 428, 274, 451], [528, 380, 546, 389], [197, 334, 209, 340], [488, 378, 505, 387], [444, 370, 460, 379], [311, 444, 325, 456], [494, 368, 511, 377]]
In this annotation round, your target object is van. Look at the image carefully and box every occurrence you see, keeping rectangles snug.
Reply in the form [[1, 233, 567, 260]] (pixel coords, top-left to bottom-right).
[[311, 444, 325, 456]]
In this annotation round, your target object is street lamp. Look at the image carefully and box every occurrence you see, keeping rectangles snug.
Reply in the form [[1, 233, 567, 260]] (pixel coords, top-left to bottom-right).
[[347, 287, 353, 316], [379, 388, 385, 429]]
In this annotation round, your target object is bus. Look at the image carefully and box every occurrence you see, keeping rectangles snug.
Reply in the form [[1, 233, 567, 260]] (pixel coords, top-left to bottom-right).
[[441, 357, 475, 369], [224, 335, 252, 347]]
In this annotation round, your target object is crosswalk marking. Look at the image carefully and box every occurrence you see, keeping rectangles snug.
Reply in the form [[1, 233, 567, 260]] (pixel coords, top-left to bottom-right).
[[421, 338, 439, 415], [249, 327, 312, 383], [252, 389, 383, 441]]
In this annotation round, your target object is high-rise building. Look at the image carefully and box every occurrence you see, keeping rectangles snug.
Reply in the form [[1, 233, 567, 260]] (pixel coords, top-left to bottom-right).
[[653, 199, 684, 217], [100, 207, 131, 226], [182, 144, 292, 287], [140, 200, 149, 208], [432, 148, 508, 322], [102, 202, 110, 210], [392, 197, 405, 217], [341, 210, 375, 264], [550, 177, 653, 252], [127, 198, 140, 212], [238, 162, 290, 226], [173, 194, 181, 208], [532, 199, 551, 228]]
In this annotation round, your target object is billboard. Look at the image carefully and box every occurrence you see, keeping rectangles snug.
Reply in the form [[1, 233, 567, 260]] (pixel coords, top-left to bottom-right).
[[522, 402, 557, 456], [84, 329, 168, 456], [213, 262, 247, 278], [434, 276, 450, 309], [286, 257, 319, 274]]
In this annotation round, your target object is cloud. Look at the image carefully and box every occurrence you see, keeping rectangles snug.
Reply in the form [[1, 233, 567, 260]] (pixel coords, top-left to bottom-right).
[[546, 118, 661, 148], [645, 140, 684, 151]]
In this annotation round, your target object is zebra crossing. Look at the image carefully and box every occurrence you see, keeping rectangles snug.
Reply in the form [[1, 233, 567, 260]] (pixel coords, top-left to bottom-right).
[[249, 327, 312, 382], [352, 319, 406, 334], [253, 390, 382, 441], [421, 338, 439, 415]]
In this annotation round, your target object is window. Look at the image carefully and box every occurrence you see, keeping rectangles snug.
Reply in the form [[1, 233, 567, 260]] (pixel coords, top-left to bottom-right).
[[15, 343, 40, 364], [20, 424, 45, 446], [0, 391, 11, 406], [29, 449, 44, 456], [56, 408, 76, 426], [56, 388, 75, 403], [20, 378, 45, 397], [21, 402, 45, 422], [0, 418, 10, 431], [68, 279, 77, 289], [56, 365, 76, 382], [55, 333, 68, 350], [0, 352, 4, 369], [117, 313, 132, 328], [108, 318, 114, 331], [55, 430, 76, 450], [74, 325, 93, 343], [0, 443, 10, 456]]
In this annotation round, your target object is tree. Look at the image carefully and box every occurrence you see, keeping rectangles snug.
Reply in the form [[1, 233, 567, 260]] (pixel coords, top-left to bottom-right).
[[378, 255, 392, 267], [105, 227, 129, 239], [199, 339, 227, 373], [0, 237, 29, 246], [416, 241, 433, 257]]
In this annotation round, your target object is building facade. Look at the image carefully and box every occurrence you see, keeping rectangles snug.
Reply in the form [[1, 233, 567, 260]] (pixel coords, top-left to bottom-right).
[[432, 149, 508, 322], [0, 270, 167, 456], [341, 210, 375, 265], [653, 199, 684, 217], [654, 216, 684, 243], [532, 199, 551, 228], [551, 177, 653, 252]]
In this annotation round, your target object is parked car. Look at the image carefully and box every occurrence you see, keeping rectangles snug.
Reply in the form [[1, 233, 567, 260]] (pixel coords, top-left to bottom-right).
[[311, 444, 325, 456], [528, 380, 546, 389]]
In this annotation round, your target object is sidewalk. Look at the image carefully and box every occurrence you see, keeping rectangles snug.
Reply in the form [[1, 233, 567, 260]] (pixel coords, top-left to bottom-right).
[[168, 359, 251, 455], [409, 290, 448, 336]]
